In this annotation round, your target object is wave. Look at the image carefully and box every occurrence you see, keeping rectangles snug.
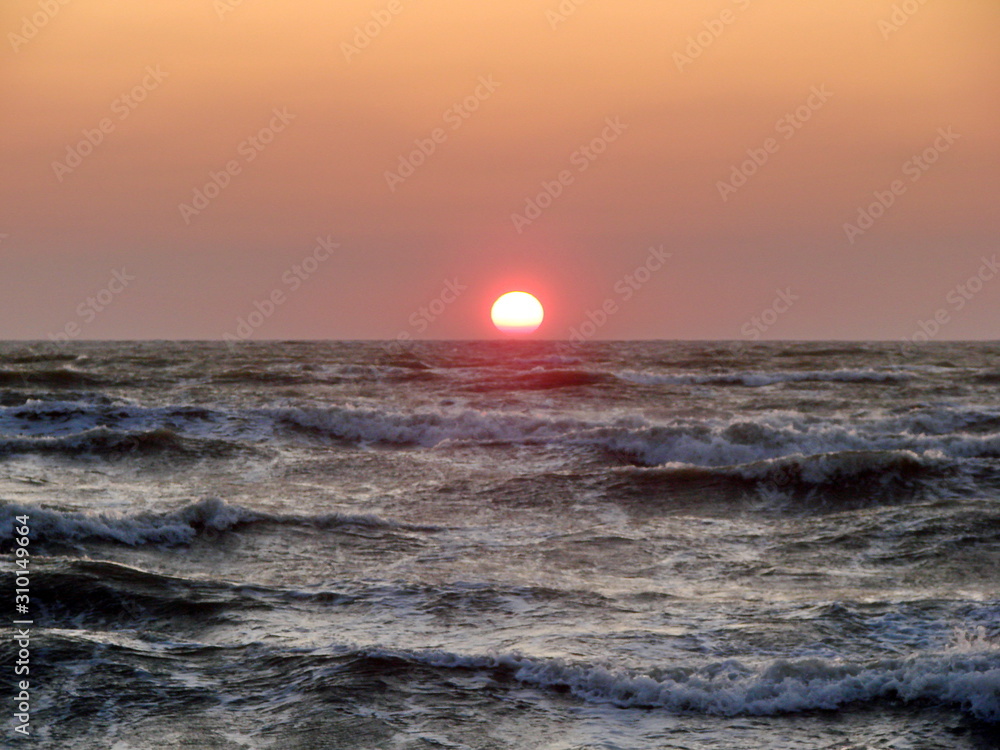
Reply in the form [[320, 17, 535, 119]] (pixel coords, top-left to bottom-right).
[[1, 352, 80, 365], [5, 559, 239, 626], [774, 346, 872, 358], [9, 561, 613, 630], [466, 368, 614, 392], [0, 366, 105, 387], [211, 367, 319, 386], [0, 497, 440, 548], [207, 363, 441, 387], [272, 404, 593, 447], [358, 645, 1000, 721], [0, 426, 239, 459], [974, 371, 1000, 385], [0, 390, 123, 409], [5, 393, 996, 480], [1, 399, 231, 426], [604, 449, 950, 505], [617, 368, 913, 387], [272, 403, 1000, 471]]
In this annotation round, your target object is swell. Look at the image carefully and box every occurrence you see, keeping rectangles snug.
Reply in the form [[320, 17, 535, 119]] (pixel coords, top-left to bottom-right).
[[0, 390, 122, 407], [1, 352, 80, 365], [601, 450, 952, 507], [0, 427, 240, 460], [464, 368, 614, 392], [210, 364, 440, 386], [0, 399, 231, 431], [9, 560, 612, 630], [3, 560, 241, 627], [0, 367, 106, 387], [0, 497, 440, 548], [617, 368, 913, 387]]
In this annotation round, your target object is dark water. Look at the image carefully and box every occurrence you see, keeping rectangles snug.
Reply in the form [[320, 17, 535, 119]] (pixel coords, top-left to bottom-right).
[[1, 340, 999, 749]]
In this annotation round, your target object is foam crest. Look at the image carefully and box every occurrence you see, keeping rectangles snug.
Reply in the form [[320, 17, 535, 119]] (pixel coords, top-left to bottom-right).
[[273, 404, 1000, 470], [365, 646, 1000, 721]]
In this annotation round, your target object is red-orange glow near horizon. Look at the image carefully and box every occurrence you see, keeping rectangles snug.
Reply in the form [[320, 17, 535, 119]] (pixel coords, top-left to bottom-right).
[[491, 292, 544, 335]]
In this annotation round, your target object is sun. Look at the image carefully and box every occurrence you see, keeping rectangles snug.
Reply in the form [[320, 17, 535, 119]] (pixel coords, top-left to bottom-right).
[[491, 291, 544, 334]]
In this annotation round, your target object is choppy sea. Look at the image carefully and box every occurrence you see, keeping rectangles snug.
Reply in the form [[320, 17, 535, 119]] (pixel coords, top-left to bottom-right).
[[2, 340, 999, 749]]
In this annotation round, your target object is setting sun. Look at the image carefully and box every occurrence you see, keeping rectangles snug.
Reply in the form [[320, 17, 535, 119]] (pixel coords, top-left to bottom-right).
[[490, 291, 544, 334]]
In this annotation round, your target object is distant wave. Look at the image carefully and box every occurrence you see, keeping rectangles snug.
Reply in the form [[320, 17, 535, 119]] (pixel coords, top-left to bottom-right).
[[359, 644, 1000, 721], [206, 363, 442, 386], [0, 390, 122, 407], [211, 367, 321, 386], [0, 352, 80, 365], [0, 367, 105, 387], [617, 368, 913, 387], [465, 368, 614, 392], [0, 497, 440, 548], [774, 346, 873, 358]]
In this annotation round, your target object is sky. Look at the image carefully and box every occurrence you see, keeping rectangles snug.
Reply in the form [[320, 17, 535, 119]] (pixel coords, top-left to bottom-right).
[[1, 0, 998, 341]]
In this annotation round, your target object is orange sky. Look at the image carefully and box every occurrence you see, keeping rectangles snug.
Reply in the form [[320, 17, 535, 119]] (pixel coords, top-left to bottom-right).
[[1, 0, 998, 340]]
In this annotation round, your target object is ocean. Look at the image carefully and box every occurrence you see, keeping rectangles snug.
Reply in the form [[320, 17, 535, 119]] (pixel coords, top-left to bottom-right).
[[1, 340, 999, 749]]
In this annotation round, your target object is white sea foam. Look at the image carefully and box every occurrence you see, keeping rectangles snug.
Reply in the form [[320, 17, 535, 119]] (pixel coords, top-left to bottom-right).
[[363, 646, 1000, 721], [7, 393, 998, 471], [647, 448, 944, 491], [272, 403, 1000, 469]]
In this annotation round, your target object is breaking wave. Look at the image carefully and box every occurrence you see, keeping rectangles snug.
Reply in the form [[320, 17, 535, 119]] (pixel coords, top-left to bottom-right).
[[272, 404, 1000, 468], [604, 449, 950, 505], [359, 644, 1000, 721], [0, 497, 439, 548]]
